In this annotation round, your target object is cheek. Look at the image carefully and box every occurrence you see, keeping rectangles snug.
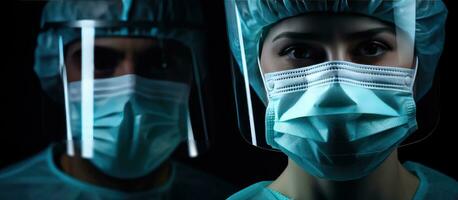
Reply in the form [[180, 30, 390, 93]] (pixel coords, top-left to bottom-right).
[[394, 37, 415, 68], [65, 60, 82, 82], [376, 51, 413, 68], [377, 52, 401, 66], [398, 50, 415, 69]]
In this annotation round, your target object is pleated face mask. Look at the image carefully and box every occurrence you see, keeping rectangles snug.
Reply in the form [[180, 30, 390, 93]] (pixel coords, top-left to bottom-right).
[[69, 74, 190, 178], [264, 60, 418, 181]]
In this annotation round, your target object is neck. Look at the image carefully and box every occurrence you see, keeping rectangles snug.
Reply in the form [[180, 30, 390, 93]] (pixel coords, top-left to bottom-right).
[[269, 150, 419, 200], [58, 152, 171, 192]]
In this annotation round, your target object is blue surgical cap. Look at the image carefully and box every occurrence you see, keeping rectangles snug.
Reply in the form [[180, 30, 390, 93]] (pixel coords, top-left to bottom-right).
[[35, 0, 206, 101], [226, 0, 447, 103]]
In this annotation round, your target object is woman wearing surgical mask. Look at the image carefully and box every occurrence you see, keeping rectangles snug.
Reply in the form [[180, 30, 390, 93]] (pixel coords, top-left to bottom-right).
[[225, 1, 457, 199], [0, 0, 236, 199]]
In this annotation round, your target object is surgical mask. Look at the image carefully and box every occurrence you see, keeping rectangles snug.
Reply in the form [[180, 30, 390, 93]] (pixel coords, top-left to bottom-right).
[[68, 74, 190, 179], [264, 61, 418, 181]]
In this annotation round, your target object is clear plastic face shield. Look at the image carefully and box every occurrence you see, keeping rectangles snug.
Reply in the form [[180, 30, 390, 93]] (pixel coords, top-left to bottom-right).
[[225, 0, 423, 152], [45, 20, 209, 178]]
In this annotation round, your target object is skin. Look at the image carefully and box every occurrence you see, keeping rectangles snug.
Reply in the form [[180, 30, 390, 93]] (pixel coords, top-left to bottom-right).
[[260, 14, 419, 200], [59, 37, 193, 192]]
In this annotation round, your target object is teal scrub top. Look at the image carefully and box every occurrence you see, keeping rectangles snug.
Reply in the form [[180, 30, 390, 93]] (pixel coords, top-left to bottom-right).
[[0, 144, 236, 200], [227, 161, 458, 200]]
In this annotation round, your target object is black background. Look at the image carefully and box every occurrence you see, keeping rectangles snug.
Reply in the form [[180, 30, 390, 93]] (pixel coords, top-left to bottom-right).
[[6, 0, 457, 189]]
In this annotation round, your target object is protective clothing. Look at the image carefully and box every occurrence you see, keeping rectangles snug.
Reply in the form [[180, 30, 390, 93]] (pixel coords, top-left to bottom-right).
[[69, 74, 190, 178], [226, 162, 458, 200], [0, 145, 237, 200]]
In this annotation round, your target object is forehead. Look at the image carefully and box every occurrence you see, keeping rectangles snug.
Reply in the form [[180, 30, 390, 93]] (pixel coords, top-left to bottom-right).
[[266, 13, 393, 38]]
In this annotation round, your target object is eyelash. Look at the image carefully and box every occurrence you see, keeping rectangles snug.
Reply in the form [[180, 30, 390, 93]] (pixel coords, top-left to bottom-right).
[[278, 44, 313, 57], [278, 39, 393, 57], [359, 39, 392, 49], [279, 45, 292, 56]]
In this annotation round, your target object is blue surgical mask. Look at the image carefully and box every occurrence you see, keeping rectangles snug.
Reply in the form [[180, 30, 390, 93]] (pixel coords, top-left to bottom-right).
[[68, 74, 190, 179], [264, 61, 417, 181]]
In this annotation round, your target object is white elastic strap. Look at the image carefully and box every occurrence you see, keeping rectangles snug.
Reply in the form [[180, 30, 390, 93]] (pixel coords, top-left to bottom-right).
[[399, 57, 437, 148], [59, 36, 74, 156], [186, 108, 198, 158], [411, 57, 419, 93], [81, 24, 95, 158], [235, 4, 257, 146]]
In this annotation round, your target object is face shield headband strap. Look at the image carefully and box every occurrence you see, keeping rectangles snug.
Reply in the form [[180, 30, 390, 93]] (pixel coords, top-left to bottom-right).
[[235, 3, 258, 146]]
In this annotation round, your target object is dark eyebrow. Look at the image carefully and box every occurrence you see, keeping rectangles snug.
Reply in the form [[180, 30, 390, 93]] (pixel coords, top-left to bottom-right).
[[272, 32, 324, 42], [344, 27, 395, 40], [272, 27, 395, 43]]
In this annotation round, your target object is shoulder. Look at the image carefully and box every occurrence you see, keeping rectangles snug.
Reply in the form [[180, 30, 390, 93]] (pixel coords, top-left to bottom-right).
[[0, 146, 51, 179], [404, 161, 458, 200], [171, 161, 239, 200], [0, 146, 56, 199], [227, 181, 274, 200]]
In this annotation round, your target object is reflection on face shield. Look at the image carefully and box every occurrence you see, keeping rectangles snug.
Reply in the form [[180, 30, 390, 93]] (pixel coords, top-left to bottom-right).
[[60, 36, 195, 178], [259, 14, 415, 73], [65, 37, 193, 83], [226, 0, 446, 107]]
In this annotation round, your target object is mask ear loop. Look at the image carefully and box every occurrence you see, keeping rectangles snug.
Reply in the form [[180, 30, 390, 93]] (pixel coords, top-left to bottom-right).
[[399, 57, 441, 148], [410, 57, 419, 93], [59, 36, 74, 156], [257, 58, 268, 99]]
